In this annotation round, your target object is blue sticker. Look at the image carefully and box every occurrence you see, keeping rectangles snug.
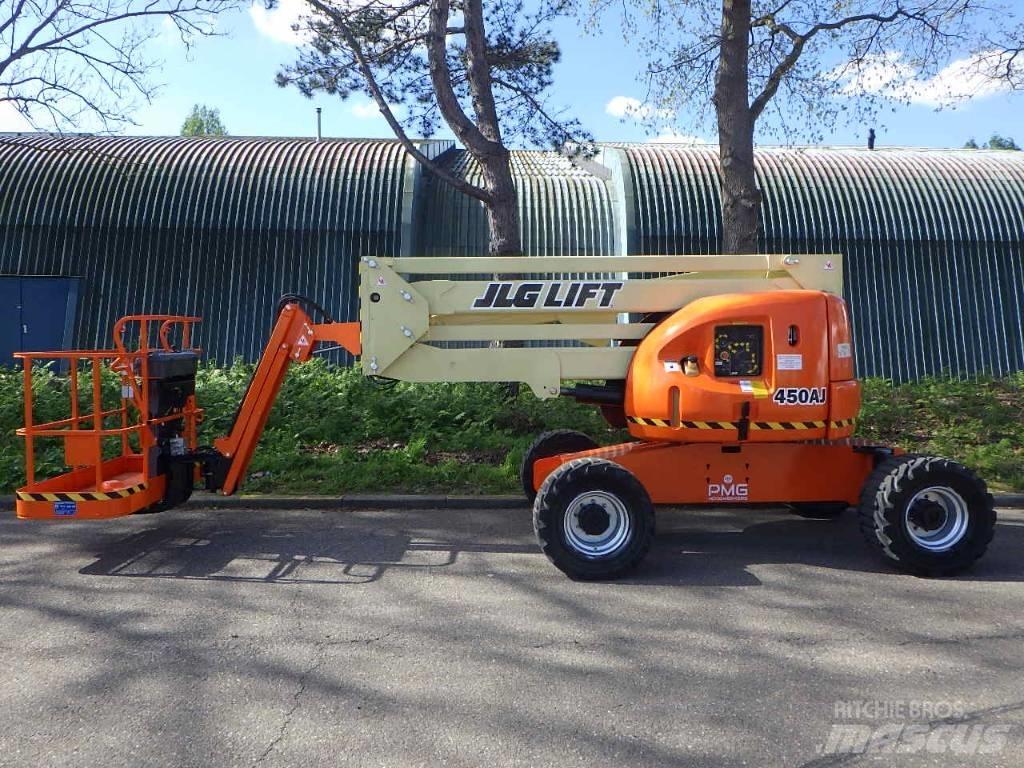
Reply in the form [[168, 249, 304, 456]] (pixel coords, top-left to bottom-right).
[[53, 501, 77, 517]]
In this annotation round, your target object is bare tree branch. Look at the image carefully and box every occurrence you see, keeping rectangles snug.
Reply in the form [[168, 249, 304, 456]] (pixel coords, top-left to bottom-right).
[[279, 0, 590, 255], [304, 0, 492, 204], [0, 0, 239, 132]]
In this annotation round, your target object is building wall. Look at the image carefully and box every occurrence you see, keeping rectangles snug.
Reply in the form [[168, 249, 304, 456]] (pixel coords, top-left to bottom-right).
[[0, 135, 449, 361], [1, 135, 1022, 379], [416, 150, 617, 259], [611, 145, 1024, 380]]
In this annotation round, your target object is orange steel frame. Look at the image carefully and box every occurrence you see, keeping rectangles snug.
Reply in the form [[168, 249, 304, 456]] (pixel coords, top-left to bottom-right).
[[533, 441, 889, 506], [16, 316, 204, 520], [211, 304, 360, 495], [18, 302, 876, 519], [16, 307, 361, 518]]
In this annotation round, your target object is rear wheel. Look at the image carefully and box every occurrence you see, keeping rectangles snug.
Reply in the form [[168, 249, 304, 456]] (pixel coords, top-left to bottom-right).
[[520, 430, 598, 503], [858, 455, 995, 576], [533, 458, 654, 580]]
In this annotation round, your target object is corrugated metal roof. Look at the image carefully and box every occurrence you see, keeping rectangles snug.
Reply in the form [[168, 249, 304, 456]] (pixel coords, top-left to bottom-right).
[[1, 136, 1021, 380], [618, 145, 1024, 247], [613, 144, 1024, 380], [417, 150, 617, 257], [0, 135, 439, 362]]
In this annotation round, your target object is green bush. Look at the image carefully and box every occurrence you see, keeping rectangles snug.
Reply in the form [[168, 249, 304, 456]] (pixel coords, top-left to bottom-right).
[[857, 373, 1024, 491], [2, 361, 1022, 494]]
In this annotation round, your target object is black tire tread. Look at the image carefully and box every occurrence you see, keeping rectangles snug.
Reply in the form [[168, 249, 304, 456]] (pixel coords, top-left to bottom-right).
[[533, 457, 654, 580], [857, 454, 995, 576], [520, 430, 598, 503]]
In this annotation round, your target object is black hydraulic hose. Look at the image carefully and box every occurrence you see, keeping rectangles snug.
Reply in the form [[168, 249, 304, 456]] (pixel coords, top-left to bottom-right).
[[560, 383, 625, 406], [276, 292, 336, 324]]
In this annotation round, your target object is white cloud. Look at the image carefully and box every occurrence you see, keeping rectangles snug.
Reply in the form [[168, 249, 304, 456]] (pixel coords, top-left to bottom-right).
[[249, 0, 311, 45], [648, 130, 708, 145], [605, 97, 705, 144], [351, 100, 380, 119], [605, 95, 674, 120], [251, 0, 415, 45], [349, 99, 404, 120], [835, 50, 1017, 107], [605, 95, 640, 118]]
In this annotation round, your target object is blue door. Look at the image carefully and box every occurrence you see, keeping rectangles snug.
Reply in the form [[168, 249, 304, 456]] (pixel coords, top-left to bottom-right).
[[0, 276, 80, 365], [0, 277, 19, 365]]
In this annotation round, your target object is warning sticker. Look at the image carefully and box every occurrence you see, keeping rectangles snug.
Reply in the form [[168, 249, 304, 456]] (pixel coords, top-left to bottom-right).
[[777, 354, 803, 371], [663, 361, 681, 373], [739, 379, 770, 398], [836, 343, 852, 359]]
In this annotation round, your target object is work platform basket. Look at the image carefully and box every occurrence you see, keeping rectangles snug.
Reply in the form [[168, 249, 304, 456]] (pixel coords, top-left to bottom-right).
[[15, 315, 203, 520]]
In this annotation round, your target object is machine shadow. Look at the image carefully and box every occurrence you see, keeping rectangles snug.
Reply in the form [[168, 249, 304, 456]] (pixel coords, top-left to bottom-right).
[[76, 508, 1024, 587], [76, 513, 535, 585], [633, 509, 1024, 586]]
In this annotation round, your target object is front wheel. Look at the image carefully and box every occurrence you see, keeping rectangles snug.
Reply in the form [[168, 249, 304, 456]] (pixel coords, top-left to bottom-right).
[[858, 455, 995, 576], [533, 458, 654, 580], [520, 430, 598, 503]]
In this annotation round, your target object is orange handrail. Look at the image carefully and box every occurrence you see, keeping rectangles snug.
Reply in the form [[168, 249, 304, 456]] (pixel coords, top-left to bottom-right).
[[17, 314, 204, 492], [112, 314, 202, 355]]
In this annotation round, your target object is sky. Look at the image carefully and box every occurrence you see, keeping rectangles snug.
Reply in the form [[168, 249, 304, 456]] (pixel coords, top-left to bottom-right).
[[2, 2, 1022, 149]]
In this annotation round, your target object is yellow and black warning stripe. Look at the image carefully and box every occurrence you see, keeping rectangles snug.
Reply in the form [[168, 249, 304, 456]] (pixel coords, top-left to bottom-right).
[[749, 420, 827, 431], [628, 417, 670, 428], [679, 420, 737, 430], [629, 417, 737, 430], [17, 482, 147, 503], [629, 417, 855, 431]]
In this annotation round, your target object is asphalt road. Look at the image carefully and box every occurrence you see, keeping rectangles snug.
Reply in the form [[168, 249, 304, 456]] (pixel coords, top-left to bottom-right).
[[1, 504, 1022, 768]]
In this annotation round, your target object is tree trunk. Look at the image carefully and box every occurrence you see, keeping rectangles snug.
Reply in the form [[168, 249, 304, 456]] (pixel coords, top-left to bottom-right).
[[713, 0, 761, 255], [462, 0, 522, 257], [478, 149, 521, 256]]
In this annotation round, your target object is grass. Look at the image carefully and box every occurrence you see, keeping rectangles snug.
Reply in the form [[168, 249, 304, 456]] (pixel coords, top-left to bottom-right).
[[2, 360, 1022, 494]]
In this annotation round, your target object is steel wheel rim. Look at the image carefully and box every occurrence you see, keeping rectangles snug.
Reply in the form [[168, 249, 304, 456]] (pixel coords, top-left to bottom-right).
[[563, 490, 631, 559], [904, 486, 970, 552]]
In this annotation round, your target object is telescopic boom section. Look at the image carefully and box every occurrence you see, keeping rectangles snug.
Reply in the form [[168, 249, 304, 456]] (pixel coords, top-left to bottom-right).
[[211, 303, 360, 495]]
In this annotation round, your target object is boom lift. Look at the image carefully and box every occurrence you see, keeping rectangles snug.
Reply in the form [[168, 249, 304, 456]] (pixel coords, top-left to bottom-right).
[[15, 254, 996, 580]]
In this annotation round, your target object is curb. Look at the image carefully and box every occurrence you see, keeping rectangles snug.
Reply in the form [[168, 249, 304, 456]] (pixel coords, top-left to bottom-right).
[[0, 493, 526, 512], [187, 493, 527, 510], [2, 493, 1023, 511], [993, 494, 1024, 509]]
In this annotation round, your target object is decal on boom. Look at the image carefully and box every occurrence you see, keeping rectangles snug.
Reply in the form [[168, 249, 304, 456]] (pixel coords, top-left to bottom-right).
[[471, 281, 623, 310]]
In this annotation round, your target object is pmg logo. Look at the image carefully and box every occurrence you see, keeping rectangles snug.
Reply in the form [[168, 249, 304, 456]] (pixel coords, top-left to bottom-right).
[[708, 473, 749, 502]]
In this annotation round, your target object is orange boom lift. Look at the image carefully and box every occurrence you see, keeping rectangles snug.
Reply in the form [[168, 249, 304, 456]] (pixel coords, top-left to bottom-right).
[[14, 254, 996, 580]]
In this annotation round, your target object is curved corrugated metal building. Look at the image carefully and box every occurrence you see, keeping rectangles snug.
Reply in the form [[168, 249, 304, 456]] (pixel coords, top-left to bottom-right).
[[417, 150, 617, 257], [1, 135, 1022, 378], [0, 134, 450, 360], [610, 145, 1024, 380]]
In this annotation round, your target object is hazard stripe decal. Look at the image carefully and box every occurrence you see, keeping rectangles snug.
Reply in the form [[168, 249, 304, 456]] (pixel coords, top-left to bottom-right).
[[628, 417, 855, 431], [16, 482, 146, 503]]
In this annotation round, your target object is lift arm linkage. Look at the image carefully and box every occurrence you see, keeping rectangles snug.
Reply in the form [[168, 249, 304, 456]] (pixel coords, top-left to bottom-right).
[[209, 303, 360, 495]]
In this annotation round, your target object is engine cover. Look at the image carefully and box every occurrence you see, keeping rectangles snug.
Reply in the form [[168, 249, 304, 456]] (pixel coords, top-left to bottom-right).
[[624, 290, 860, 443]]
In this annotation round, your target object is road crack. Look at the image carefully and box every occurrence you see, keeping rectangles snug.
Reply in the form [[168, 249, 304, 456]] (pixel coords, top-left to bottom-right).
[[253, 628, 391, 766], [254, 650, 325, 766]]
